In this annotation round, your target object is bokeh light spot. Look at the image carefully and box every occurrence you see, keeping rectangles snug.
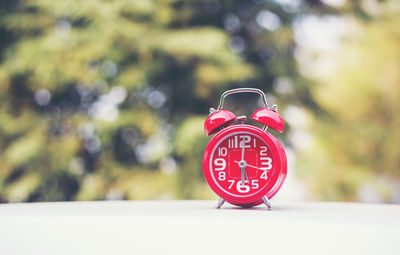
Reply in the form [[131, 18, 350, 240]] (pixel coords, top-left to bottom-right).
[[101, 61, 118, 78], [55, 20, 71, 37], [256, 10, 281, 31], [34, 89, 52, 106], [229, 36, 245, 53]]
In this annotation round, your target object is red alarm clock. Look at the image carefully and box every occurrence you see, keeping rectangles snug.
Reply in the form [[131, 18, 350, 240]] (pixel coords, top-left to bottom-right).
[[203, 88, 287, 210]]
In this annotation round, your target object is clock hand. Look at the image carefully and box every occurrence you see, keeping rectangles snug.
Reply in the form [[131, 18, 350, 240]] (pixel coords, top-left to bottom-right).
[[241, 138, 245, 162], [234, 161, 270, 171], [240, 138, 246, 185], [240, 166, 246, 185]]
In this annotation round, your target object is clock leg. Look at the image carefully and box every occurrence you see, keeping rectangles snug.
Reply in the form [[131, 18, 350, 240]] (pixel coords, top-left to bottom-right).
[[262, 196, 272, 211], [216, 198, 225, 209]]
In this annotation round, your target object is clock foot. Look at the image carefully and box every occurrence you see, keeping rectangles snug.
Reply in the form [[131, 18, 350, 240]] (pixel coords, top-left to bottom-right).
[[216, 198, 225, 209], [262, 196, 272, 211]]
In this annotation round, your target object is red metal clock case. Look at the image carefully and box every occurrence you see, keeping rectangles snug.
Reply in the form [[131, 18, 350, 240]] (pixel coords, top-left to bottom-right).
[[204, 110, 237, 136], [203, 124, 287, 207]]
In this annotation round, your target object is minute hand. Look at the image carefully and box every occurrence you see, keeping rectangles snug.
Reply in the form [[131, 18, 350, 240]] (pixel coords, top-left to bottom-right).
[[241, 139, 245, 162]]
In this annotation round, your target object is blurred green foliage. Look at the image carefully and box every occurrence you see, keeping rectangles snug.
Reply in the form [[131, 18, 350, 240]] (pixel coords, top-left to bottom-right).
[[0, 0, 398, 203], [297, 1, 400, 202], [0, 0, 304, 202]]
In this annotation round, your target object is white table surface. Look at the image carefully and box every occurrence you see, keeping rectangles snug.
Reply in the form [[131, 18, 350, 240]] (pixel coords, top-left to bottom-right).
[[1, 200, 399, 255]]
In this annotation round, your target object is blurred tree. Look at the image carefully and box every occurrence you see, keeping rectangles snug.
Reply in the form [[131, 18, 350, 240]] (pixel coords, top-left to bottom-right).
[[0, 0, 337, 202], [297, 0, 400, 202]]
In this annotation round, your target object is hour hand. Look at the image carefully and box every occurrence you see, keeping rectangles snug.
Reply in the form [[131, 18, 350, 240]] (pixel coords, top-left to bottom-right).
[[234, 161, 268, 171]]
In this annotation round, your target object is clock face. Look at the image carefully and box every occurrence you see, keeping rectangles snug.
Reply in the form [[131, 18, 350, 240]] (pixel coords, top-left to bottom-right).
[[203, 125, 286, 206]]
